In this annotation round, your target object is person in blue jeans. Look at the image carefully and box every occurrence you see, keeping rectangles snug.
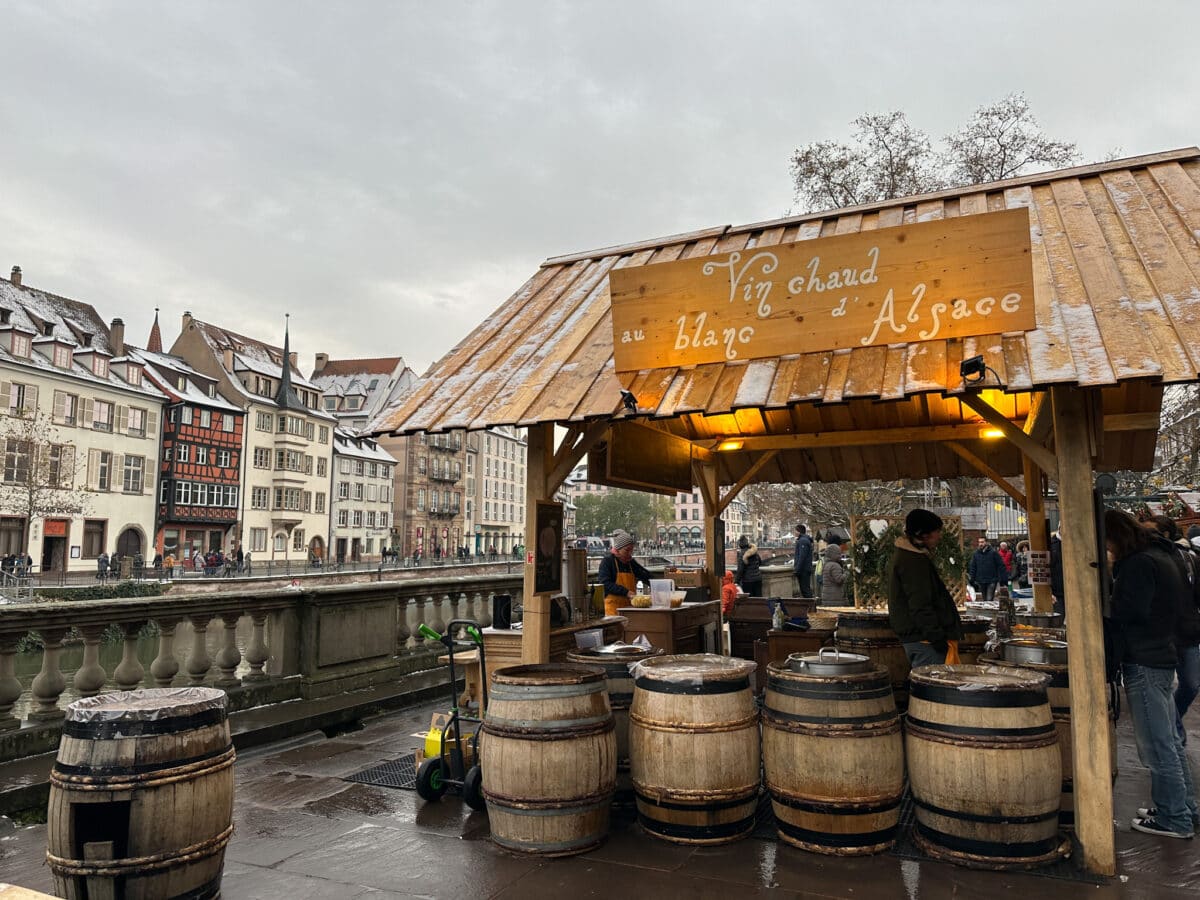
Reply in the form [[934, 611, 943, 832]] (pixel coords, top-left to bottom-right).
[[888, 509, 962, 668], [1105, 509, 1199, 839], [1147, 515, 1200, 744]]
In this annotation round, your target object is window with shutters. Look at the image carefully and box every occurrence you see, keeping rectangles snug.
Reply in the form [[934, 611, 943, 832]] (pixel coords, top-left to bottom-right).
[[54, 391, 79, 426], [7, 383, 36, 417], [95, 450, 112, 491], [367, 483, 378, 502], [337, 509, 348, 527], [250, 528, 267, 552], [82, 520, 106, 558], [352, 510, 363, 528], [340, 458, 351, 475], [92, 400, 113, 432], [47, 444, 73, 488], [353, 483, 364, 501], [380, 512, 389, 527], [337, 481, 349, 500], [354, 460, 365, 476], [128, 407, 146, 437], [122, 456, 144, 493], [366, 511, 377, 528], [3, 439, 31, 483]]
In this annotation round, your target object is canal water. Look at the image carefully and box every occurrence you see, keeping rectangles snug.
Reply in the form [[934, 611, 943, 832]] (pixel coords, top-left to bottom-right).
[[12, 619, 258, 721]]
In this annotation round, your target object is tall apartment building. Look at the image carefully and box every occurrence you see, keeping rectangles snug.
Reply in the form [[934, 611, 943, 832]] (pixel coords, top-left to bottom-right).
[[170, 314, 334, 565], [131, 320, 245, 562], [330, 428, 396, 563], [475, 426, 526, 556], [0, 268, 165, 572], [384, 429, 468, 560]]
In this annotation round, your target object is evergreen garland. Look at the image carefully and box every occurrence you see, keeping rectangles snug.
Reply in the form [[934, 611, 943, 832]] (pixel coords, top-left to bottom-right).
[[849, 514, 966, 606]]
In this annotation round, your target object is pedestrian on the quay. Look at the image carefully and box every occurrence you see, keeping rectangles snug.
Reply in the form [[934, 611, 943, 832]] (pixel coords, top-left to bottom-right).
[[735, 535, 762, 598], [819, 544, 846, 604], [793, 525, 813, 598], [968, 536, 1009, 604]]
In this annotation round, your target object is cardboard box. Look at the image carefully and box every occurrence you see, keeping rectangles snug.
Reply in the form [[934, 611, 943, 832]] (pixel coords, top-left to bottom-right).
[[412, 712, 478, 766], [667, 568, 707, 588]]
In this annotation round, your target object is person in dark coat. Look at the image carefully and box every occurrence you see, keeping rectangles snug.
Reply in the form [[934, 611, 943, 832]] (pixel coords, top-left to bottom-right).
[[1050, 531, 1065, 616], [735, 536, 762, 598], [888, 509, 963, 668], [793, 525, 814, 598], [1105, 509, 1199, 839], [968, 537, 1009, 604]]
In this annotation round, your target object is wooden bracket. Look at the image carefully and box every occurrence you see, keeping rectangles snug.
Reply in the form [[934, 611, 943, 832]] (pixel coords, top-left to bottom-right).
[[714, 451, 778, 517], [944, 441, 1027, 507], [959, 392, 1058, 479], [545, 419, 609, 495]]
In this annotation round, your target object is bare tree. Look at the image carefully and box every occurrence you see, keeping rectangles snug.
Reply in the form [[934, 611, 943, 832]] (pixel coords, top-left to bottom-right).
[[790, 93, 1079, 213], [0, 408, 90, 562], [943, 93, 1078, 186]]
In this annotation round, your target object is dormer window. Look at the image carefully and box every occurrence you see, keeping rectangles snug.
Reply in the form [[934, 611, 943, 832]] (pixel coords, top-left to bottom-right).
[[0, 308, 10, 325], [346, 397, 362, 411], [42, 322, 54, 337], [53, 345, 72, 368], [324, 396, 337, 411], [93, 356, 108, 378], [208, 383, 216, 399], [127, 365, 142, 386], [177, 375, 187, 391], [11, 333, 31, 358]]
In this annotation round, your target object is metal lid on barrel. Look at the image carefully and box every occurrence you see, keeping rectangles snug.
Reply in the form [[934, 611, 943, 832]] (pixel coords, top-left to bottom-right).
[[786, 646, 873, 675], [1001, 639, 1068, 666]]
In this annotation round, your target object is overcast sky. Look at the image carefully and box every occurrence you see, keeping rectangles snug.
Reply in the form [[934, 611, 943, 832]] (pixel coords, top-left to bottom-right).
[[2, 1, 1197, 375]]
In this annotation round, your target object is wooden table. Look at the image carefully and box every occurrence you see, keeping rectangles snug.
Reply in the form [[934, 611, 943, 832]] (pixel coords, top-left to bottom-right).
[[481, 616, 626, 684], [617, 601, 721, 654], [438, 649, 482, 709], [767, 628, 835, 662]]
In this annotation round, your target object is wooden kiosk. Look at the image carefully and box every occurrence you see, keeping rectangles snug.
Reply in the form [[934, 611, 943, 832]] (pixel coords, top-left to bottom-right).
[[374, 148, 1200, 875]]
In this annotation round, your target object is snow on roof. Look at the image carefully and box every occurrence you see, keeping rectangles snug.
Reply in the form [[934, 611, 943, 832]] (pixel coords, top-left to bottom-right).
[[317, 357, 405, 377], [333, 428, 397, 464], [190, 317, 321, 389], [127, 346, 242, 412]]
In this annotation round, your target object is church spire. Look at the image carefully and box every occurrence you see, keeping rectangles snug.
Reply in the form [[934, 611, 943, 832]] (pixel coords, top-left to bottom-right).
[[147, 307, 163, 353], [275, 314, 304, 411]]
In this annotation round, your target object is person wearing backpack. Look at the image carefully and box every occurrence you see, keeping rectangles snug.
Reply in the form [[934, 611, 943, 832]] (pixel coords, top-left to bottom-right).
[[1106, 510, 1199, 839]]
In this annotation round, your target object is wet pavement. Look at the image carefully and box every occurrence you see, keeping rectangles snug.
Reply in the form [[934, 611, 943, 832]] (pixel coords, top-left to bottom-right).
[[2, 699, 1198, 899]]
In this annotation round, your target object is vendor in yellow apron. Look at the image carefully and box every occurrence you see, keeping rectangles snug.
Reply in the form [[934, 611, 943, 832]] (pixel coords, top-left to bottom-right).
[[599, 530, 651, 617]]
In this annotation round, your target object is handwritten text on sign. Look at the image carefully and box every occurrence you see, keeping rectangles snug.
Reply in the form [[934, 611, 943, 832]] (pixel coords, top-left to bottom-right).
[[609, 207, 1035, 372]]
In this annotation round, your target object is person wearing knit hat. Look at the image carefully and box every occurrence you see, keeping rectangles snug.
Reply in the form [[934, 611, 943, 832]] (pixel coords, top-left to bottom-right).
[[888, 508, 962, 669], [599, 530, 652, 616]]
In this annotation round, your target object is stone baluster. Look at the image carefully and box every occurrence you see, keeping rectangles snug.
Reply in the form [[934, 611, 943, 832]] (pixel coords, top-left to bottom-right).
[[478, 590, 493, 629], [395, 592, 411, 650], [150, 618, 181, 687], [429, 593, 446, 637], [447, 592, 463, 637], [185, 615, 213, 686], [215, 613, 243, 687], [0, 634, 23, 731], [73, 625, 109, 698], [113, 621, 147, 691], [29, 627, 69, 721], [412, 596, 428, 647], [244, 611, 270, 680]]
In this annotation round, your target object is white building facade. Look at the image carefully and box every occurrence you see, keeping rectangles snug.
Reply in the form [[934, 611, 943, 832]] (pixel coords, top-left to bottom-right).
[[475, 426, 526, 556], [330, 429, 396, 563]]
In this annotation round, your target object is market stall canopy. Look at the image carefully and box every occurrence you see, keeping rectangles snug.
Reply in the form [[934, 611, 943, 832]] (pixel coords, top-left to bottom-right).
[[371, 148, 1200, 485]]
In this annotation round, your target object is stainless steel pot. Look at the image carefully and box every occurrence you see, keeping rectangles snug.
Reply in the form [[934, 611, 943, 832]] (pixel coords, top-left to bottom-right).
[[787, 646, 873, 675], [1001, 639, 1068, 666]]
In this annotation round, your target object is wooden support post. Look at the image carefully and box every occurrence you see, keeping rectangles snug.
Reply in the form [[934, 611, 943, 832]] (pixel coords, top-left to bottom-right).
[[520, 423, 554, 664], [1050, 386, 1115, 876], [1022, 454, 1053, 613], [696, 461, 725, 653]]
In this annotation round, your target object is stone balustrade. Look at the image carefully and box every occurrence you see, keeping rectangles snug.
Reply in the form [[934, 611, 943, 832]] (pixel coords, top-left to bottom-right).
[[0, 572, 521, 761]]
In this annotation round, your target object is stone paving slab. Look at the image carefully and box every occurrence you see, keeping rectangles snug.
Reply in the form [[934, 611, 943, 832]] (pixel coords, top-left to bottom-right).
[[2, 698, 1198, 898]]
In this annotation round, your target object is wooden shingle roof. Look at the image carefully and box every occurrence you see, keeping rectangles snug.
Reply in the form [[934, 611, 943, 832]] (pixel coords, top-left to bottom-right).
[[371, 148, 1200, 484]]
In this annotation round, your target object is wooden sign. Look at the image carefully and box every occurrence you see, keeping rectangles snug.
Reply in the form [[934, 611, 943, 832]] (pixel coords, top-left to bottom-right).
[[586, 423, 693, 495], [610, 208, 1035, 372]]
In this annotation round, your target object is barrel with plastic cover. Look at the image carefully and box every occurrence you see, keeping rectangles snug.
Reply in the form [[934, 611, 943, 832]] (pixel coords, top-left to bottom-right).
[[481, 663, 617, 856], [46, 688, 234, 900], [566, 645, 662, 806], [763, 648, 904, 854], [629, 654, 760, 845], [905, 665, 1069, 869]]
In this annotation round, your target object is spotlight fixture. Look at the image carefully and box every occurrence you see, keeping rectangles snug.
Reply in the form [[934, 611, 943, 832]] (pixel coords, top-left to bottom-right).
[[717, 439, 744, 452], [619, 388, 639, 415], [959, 354, 1002, 388]]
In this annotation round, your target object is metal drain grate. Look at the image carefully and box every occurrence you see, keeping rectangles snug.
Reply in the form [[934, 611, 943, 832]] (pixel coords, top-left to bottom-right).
[[346, 755, 418, 791]]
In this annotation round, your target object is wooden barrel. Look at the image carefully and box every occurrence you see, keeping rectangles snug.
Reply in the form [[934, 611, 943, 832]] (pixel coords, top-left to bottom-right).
[[762, 659, 904, 855], [46, 688, 234, 900], [979, 652, 1118, 829], [481, 663, 616, 856], [629, 654, 759, 845], [906, 665, 1068, 869], [567, 646, 661, 807], [956, 616, 992, 665], [835, 612, 911, 709]]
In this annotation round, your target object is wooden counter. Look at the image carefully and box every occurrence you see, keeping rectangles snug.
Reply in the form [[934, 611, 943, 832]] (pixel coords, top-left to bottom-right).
[[481, 616, 626, 684], [617, 600, 721, 654], [767, 628, 835, 663]]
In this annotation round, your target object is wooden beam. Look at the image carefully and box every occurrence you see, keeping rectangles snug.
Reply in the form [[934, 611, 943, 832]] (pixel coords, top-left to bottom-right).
[[1023, 390, 1053, 444], [1022, 455, 1053, 614], [545, 419, 609, 496], [696, 460, 725, 654], [959, 392, 1059, 478], [714, 451, 779, 517], [709, 422, 1009, 453], [521, 423, 554, 665], [1050, 385, 1115, 875], [944, 442, 1026, 507]]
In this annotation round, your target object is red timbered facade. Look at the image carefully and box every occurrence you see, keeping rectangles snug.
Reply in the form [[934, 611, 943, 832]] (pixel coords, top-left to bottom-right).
[[132, 339, 245, 561]]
